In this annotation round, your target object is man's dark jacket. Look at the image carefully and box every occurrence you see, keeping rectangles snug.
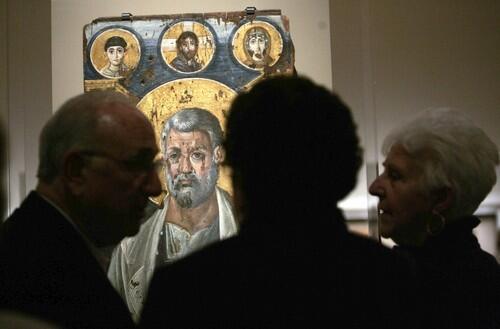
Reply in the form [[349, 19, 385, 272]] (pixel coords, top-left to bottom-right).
[[0, 191, 135, 329], [395, 216, 500, 329]]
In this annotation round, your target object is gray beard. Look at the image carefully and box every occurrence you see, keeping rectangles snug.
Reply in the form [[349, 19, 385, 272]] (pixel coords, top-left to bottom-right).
[[167, 163, 218, 209]]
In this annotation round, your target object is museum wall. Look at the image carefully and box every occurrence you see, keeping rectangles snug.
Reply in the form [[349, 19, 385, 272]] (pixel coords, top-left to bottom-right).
[[2, 0, 52, 215], [0, 0, 7, 219]]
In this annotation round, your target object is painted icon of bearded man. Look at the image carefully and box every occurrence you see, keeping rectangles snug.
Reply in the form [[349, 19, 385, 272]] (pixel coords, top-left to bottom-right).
[[170, 31, 203, 73]]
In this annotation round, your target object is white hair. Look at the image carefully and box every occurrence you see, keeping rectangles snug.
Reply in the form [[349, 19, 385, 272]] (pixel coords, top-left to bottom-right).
[[382, 108, 499, 220], [161, 108, 223, 152]]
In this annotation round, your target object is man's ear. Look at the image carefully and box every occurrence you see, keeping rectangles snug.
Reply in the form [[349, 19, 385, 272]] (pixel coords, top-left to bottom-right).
[[213, 145, 225, 165], [63, 152, 87, 196], [432, 187, 454, 214]]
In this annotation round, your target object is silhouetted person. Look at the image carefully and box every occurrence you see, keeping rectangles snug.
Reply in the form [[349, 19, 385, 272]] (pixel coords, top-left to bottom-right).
[[140, 76, 419, 329], [369, 108, 500, 329], [0, 91, 162, 328]]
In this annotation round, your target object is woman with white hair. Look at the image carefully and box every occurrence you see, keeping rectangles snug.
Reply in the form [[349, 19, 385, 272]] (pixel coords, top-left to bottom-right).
[[369, 108, 500, 328]]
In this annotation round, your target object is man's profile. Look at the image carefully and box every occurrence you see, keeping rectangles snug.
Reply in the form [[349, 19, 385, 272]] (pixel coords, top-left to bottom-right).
[[170, 31, 202, 72], [243, 27, 274, 69], [108, 108, 237, 321], [100, 36, 130, 78], [0, 91, 161, 328]]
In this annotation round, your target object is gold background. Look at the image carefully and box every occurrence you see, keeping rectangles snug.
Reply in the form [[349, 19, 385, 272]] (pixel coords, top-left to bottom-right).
[[161, 22, 215, 72], [232, 21, 283, 70], [137, 78, 236, 205], [90, 28, 141, 78]]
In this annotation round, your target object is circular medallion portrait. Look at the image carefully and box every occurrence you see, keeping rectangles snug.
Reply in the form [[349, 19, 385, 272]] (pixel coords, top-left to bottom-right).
[[137, 78, 236, 206], [90, 28, 141, 79], [232, 21, 283, 70], [161, 21, 215, 74]]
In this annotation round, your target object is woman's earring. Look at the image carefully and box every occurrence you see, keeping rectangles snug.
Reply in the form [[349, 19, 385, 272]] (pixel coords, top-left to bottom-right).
[[426, 210, 446, 236]]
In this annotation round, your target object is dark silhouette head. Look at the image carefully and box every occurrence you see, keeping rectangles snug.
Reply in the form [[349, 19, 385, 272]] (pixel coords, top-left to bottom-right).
[[225, 76, 362, 231]]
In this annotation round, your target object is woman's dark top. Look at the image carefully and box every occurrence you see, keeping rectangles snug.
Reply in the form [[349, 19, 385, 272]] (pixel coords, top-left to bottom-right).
[[395, 216, 500, 329]]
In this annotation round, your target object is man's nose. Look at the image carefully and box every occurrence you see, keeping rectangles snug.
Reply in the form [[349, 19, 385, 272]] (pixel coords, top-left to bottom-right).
[[179, 155, 193, 173]]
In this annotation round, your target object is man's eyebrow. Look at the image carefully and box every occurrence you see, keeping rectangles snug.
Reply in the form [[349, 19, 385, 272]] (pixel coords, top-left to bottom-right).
[[193, 145, 208, 151]]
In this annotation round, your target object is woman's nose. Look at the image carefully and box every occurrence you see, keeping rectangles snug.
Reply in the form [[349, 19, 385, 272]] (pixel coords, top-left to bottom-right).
[[368, 177, 384, 197]]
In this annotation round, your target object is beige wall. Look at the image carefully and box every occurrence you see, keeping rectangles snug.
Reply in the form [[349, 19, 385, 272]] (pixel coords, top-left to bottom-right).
[[2, 0, 52, 214], [0, 0, 8, 218]]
